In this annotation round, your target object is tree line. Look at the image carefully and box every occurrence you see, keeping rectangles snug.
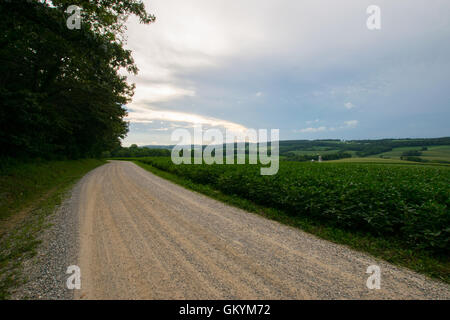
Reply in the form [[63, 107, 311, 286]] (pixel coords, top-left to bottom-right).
[[0, 1, 154, 159], [107, 145, 170, 158], [285, 151, 352, 162]]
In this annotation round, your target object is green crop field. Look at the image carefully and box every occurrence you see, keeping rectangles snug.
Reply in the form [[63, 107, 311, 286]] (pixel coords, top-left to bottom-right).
[[421, 145, 450, 161], [274, 138, 450, 163], [375, 146, 425, 158]]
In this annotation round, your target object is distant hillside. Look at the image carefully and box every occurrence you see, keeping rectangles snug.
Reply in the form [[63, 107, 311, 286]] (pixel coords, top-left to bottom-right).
[[130, 137, 450, 163], [143, 137, 450, 153], [279, 137, 450, 163], [143, 145, 173, 149]]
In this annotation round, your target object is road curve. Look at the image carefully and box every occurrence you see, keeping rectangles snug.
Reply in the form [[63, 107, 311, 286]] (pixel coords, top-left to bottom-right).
[[74, 161, 449, 299]]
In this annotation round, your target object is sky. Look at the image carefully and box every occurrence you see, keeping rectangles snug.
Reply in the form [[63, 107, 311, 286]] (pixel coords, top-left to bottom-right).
[[121, 0, 450, 146]]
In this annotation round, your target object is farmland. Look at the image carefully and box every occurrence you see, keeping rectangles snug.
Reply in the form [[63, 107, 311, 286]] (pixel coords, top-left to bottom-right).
[[130, 157, 450, 281], [374, 145, 450, 163], [122, 137, 450, 164], [278, 138, 450, 164]]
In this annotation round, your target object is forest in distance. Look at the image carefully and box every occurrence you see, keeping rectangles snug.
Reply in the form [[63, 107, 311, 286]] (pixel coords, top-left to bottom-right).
[[109, 137, 450, 164]]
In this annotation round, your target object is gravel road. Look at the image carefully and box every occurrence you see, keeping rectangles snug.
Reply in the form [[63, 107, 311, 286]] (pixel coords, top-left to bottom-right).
[[14, 160, 450, 299]]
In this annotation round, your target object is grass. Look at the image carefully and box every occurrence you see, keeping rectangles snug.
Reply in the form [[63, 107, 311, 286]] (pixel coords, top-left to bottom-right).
[[374, 145, 450, 163], [421, 145, 450, 162], [131, 159, 449, 284], [375, 146, 425, 159], [0, 158, 105, 299]]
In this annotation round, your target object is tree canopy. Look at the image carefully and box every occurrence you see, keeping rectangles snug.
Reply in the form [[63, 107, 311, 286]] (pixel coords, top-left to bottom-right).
[[0, 0, 155, 158]]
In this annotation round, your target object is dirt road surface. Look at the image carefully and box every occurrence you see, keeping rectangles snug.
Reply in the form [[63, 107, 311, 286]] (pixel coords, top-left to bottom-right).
[[72, 161, 449, 299]]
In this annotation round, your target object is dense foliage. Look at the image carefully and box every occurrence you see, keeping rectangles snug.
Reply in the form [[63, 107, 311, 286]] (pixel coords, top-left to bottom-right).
[[402, 150, 422, 157], [285, 151, 352, 162], [106, 145, 170, 158], [400, 156, 429, 163], [0, 1, 154, 159], [138, 157, 450, 255]]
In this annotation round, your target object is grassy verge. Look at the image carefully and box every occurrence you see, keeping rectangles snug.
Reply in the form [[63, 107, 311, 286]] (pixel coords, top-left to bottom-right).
[[132, 160, 449, 284], [0, 158, 105, 299]]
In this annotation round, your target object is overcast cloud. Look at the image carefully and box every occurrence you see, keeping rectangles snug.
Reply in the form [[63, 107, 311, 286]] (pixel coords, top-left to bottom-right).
[[121, 0, 450, 146]]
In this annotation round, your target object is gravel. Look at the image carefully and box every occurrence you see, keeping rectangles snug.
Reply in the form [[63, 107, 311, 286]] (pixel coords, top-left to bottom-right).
[[10, 171, 94, 300]]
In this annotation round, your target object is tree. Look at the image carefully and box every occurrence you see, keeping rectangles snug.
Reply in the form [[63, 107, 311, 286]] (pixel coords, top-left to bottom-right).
[[0, 1, 155, 158]]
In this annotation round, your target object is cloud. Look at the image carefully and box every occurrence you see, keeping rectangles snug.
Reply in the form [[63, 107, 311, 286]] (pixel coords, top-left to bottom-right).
[[126, 105, 249, 134], [344, 102, 356, 109], [343, 120, 359, 128], [295, 126, 328, 133], [132, 84, 195, 104], [295, 120, 358, 133], [149, 127, 169, 131]]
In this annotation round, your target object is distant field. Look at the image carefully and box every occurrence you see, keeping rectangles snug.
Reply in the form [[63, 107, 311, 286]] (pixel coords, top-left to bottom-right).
[[328, 157, 414, 164], [375, 146, 425, 158], [327, 157, 450, 167], [375, 145, 450, 163], [276, 139, 450, 163], [421, 145, 450, 161]]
